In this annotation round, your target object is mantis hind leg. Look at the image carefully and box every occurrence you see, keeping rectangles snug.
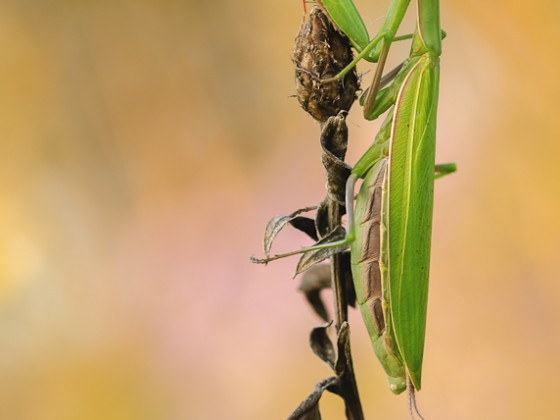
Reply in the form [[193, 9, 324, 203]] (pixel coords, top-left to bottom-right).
[[434, 162, 456, 179], [251, 162, 454, 265], [250, 174, 363, 265]]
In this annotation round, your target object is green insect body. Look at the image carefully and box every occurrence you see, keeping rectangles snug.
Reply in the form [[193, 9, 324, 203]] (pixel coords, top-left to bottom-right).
[[385, 46, 439, 392], [318, 0, 445, 393], [360, 56, 417, 121], [346, 41, 440, 394], [352, 158, 408, 393], [318, 0, 411, 62]]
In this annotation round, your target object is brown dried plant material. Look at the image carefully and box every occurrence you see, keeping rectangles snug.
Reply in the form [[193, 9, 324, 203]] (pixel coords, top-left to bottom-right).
[[293, 7, 359, 122], [319, 111, 352, 206]]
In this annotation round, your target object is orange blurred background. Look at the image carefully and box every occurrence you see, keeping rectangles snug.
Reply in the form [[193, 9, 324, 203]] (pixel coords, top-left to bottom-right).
[[1, 0, 559, 419]]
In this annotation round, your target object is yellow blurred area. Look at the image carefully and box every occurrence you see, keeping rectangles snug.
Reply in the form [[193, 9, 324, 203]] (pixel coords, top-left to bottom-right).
[[1, 0, 559, 418]]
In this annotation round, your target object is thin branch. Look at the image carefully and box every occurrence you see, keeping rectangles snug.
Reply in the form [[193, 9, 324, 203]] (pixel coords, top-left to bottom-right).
[[328, 197, 364, 420]]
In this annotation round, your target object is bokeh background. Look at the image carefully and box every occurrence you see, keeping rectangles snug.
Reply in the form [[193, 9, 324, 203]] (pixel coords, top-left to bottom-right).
[[1, 0, 559, 419]]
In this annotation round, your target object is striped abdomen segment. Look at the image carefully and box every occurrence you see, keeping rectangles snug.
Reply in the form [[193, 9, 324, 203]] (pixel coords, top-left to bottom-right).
[[350, 158, 406, 394], [351, 160, 385, 330]]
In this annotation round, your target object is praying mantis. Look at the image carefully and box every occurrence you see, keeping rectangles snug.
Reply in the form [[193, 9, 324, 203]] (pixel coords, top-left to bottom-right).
[[315, 0, 457, 395], [254, 0, 456, 406]]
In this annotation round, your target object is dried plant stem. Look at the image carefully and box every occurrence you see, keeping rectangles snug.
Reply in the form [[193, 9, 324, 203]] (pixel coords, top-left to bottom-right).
[[328, 200, 364, 420], [328, 202, 348, 331]]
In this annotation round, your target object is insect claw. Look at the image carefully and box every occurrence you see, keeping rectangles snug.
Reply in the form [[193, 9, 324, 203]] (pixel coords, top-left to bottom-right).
[[249, 256, 270, 265]]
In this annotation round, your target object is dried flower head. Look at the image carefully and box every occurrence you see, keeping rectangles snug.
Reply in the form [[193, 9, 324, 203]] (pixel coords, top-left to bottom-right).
[[293, 7, 359, 122]]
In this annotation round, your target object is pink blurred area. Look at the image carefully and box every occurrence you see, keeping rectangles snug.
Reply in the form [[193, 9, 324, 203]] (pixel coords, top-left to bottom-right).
[[1, 0, 560, 419]]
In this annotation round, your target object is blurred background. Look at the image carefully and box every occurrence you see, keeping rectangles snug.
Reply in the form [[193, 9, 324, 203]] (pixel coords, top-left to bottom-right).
[[1, 0, 559, 419]]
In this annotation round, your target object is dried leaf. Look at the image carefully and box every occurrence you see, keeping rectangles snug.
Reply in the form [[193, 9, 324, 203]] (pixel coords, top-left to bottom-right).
[[289, 206, 318, 218], [339, 252, 356, 308], [262, 207, 318, 257], [310, 322, 336, 369], [315, 199, 330, 239], [321, 111, 349, 160], [299, 264, 331, 321], [263, 216, 292, 257], [320, 112, 352, 205], [287, 376, 340, 420], [335, 322, 352, 377], [290, 216, 319, 241], [295, 226, 348, 275]]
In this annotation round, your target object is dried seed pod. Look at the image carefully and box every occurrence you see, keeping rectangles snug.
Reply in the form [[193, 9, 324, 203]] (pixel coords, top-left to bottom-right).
[[293, 7, 359, 123]]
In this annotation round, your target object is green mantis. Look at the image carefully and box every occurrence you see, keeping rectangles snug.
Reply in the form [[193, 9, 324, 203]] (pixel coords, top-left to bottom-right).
[[255, 0, 456, 405], [317, 0, 456, 395], [317, 0, 457, 396]]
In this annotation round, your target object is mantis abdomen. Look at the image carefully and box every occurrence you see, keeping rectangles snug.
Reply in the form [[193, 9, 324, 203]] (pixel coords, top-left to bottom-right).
[[350, 159, 407, 394]]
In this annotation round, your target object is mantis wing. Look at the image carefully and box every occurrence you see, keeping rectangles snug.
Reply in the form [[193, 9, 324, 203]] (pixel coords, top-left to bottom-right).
[[387, 53, 439, 391]]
